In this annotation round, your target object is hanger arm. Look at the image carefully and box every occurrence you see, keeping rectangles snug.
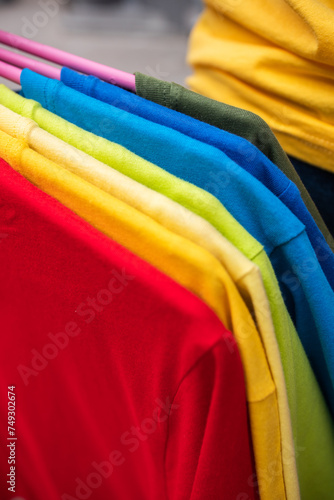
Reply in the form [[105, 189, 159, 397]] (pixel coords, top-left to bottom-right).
[[0, 60, 21, 85], [0, 30, 136, 92], [0, 48, 61, 80]]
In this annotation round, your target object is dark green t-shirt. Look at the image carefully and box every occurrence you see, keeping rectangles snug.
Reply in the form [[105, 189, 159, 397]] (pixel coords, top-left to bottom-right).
[[135, 72, 334, 251]]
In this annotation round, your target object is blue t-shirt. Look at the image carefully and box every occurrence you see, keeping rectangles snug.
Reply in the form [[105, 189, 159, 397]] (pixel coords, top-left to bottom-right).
[[20, 69, 334, 412], [61, 67, 334, 293]]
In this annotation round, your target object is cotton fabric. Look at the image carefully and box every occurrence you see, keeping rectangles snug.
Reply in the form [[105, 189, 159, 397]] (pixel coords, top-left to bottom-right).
[[134, 72, 334, 251], [60, 68, 334, 290], [1, 86, 334, 499], [18, 71, 334, 413], [290, 156, 334, 237], [188, 0, 334, 173], [0, 102, 300, 497], [0, 157, 257, 500], [0, 131, 286, 500]]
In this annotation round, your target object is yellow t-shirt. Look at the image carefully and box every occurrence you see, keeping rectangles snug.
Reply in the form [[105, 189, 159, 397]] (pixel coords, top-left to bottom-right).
[[188, 0, 334, 172], [0, 129, 286, 500], [0, 103, 298, 498]]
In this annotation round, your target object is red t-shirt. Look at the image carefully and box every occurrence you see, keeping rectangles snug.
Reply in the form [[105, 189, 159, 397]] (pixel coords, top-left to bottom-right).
[[0, 158, 256, 500]]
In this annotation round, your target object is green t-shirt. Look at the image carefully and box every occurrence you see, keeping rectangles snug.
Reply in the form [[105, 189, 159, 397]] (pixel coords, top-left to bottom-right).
[[1, 84, 334, 499], [135, 72, 334, 253]]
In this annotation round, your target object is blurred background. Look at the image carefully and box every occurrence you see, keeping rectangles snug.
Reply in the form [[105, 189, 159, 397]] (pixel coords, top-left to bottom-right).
[[0, 0, 202, 88]]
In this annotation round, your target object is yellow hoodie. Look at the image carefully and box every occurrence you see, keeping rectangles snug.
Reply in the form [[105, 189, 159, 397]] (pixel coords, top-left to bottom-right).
[[188, 0, 334, 172]]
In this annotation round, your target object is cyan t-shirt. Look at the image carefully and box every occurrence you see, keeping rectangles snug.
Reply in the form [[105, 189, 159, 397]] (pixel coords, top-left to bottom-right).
[[61, 67, 334, 294], [20, 69, 334, 413]]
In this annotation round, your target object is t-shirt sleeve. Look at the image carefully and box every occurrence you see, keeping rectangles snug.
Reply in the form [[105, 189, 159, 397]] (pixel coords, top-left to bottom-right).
[[165, 337, 257, 500]]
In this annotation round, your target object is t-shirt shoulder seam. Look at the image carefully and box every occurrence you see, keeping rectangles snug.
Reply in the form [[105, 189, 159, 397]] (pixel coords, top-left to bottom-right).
[[268, 226, 307, 257]]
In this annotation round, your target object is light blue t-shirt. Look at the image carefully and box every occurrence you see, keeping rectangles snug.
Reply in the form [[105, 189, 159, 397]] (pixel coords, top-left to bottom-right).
[[20, 69, 334, 413]]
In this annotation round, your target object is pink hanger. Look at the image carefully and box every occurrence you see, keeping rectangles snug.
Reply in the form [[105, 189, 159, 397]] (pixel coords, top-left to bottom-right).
[[0, 30, 136, 92], [0, 60, 21, 84], [0, 48, 61, 80]]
